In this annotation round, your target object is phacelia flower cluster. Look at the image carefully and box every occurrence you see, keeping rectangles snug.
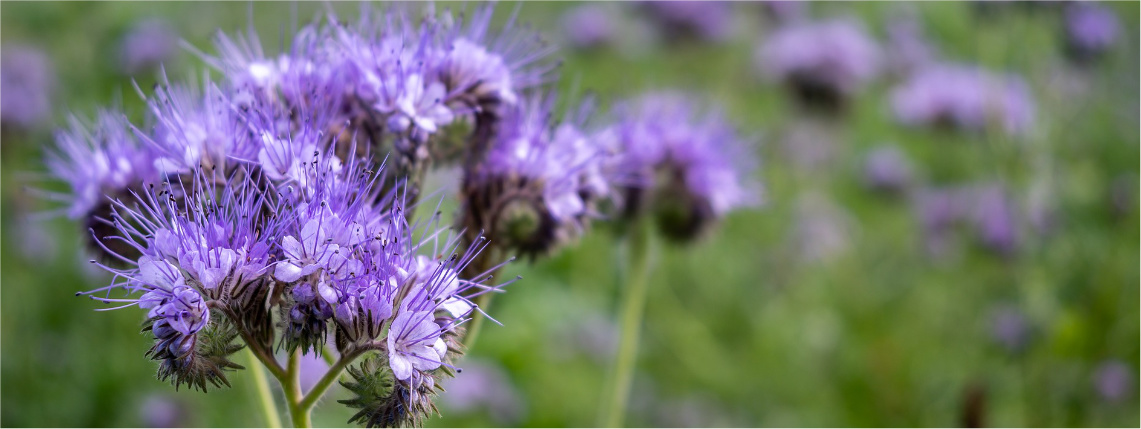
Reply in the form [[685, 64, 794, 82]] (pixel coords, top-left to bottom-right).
[[756, 19, 881, 112], [48, 4, 763, 427], [600, 92, 761, 242], [1063, 3, 1120, 64], [891, 63, 1035, 137]]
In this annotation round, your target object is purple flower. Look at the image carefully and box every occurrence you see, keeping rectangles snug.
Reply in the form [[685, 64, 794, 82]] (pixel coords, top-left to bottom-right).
[[863, 145, 914, 194], [439, 360, 524, 424], [1, 45, 54, 129], [387, 309, 448, 381], [435, 4, 557, 109], [602, 92, 760, 240], [640, 1, 735, 43], [119, 19, 178, 75], [989, 305, 1030, 354], [561, 4, 618, 49], [756, 19, 880, 110], [139, 395, 187, 428], [1065, 3, 1120, 61], [885, 11, 936, 77], [759, 1, 807, 25], [891, 63, 1035, 136], [46, 112, 154, 220], [913, 187, 968, 258], [464, 93, 610, 256], [968, 184, 1021, 256], [1093, 360, 1134, 404]]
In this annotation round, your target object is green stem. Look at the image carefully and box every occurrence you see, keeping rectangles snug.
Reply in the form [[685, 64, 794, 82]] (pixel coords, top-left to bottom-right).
[[600, 222, 656, 428], [283, 349, 310, 428], [246, 348, 283, 428], [299, 349, 363, 412]]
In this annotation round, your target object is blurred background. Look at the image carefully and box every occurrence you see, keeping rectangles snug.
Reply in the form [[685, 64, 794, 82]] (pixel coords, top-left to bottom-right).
[[1, 1, 1138, 427]]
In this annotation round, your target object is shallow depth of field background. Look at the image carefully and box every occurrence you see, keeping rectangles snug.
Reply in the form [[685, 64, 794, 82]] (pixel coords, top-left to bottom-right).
[[1, 2, 1138, 427]]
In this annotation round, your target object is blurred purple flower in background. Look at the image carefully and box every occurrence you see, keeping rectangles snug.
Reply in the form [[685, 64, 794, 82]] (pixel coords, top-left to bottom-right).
[[138, 394, 188, 428], [1, 45, 54, 130], [1064, 3, 1120, 63], [914, 187, 967, 258], [560, 4, 617, 50], [862, 145, 914, 194], [640, 1, 735, 43], [759, 1, 807, 26], [968, 184, 1021, 256], [891, 64, 1035, 136], [885, 10, 937, 77], [118, 19, 178, 75], [298, 352, 330, 393], [989, 305, 1031, 354], [791, 193, 853, 263], [439, 359, 524, 424], [602, 92, 761, 241], [1093, 360, 1134, 404], [756, 18, 880, 112]]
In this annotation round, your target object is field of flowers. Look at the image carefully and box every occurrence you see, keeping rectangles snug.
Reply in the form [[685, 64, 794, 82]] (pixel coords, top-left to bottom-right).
[[1, 2, 1137, 427]]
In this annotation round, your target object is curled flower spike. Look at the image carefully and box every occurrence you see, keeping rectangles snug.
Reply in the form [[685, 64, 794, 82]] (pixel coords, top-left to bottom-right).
[[1064, 3, 1120, 64], [601, 92, 761, 242], [461, 93, 610, 258]]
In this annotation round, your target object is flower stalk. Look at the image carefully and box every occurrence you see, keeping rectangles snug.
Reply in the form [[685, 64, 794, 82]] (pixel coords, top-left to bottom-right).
[[600, 220, 657, 428]]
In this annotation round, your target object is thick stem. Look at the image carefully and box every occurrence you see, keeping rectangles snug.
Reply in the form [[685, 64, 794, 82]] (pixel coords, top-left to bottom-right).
[[246, 348, 283, 428], [600, 222, 656, 428]]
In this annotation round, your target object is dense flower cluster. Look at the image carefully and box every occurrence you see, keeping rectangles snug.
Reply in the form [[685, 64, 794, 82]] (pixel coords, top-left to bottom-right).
[[51, 4, 760, 427], [600, 92, 761, 241]]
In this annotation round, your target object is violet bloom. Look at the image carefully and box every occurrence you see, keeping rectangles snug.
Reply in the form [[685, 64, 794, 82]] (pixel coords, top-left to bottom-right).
[[989, 305, 1031, 354], [464, 94, 610, 257], [139, 395, 187, 428], [913, 187, 967, 258], [640, 1, 735, 43], [1, 45, 54, 130], [759, 1, 807, 25], [560, 4, 618, 49], [885, 12, 936, 77], [1064, 3, 1120, 63], [862, 145, 914, 194], [119, 19, 178, 75], [602, 92, 761, 241], [439, 360, 524, 424], [756, 19, 880, 111], [891, 63, 1035, 136], [1093, 360, 1134, 404], [968, 184, 1021, 256]]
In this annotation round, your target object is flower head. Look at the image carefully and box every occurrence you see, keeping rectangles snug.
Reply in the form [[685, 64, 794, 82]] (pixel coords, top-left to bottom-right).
[[1, 45, 54, 129], [463, 93, 609, 257], [891, 63, 1035, 136], [1065, 3, 1120, 62], [756, 19, 880, 111], [118, 19, 178, 75], [602, 92, 760, 241]]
